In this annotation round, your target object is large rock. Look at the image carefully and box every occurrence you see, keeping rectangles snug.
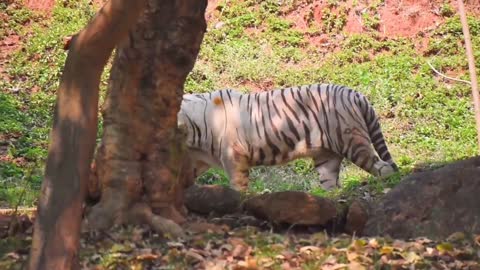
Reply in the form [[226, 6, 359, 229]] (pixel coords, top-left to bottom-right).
[[184, 185, 241, 215], [243, 191, 337, 225], [365, 156, 480, 239]]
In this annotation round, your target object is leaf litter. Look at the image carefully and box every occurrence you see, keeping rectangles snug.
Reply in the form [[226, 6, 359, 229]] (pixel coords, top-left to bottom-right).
[[1, 214, 479, 270]]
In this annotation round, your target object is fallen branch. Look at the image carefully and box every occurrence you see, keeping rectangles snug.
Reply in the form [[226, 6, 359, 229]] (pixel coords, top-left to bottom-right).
[[426, 61, 471, 85]]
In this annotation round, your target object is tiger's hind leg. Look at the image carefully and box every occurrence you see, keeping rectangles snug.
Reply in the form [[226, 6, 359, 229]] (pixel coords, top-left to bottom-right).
[[314, 151, 344, 190], [345, 137, 396, 179]]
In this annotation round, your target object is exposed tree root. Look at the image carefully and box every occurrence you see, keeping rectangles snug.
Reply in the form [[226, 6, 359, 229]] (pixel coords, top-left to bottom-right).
[[84, 202, 184, 238]]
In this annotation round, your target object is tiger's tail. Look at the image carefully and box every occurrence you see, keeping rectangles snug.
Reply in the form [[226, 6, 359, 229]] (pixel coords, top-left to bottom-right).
[[362, 101, 399, 172]]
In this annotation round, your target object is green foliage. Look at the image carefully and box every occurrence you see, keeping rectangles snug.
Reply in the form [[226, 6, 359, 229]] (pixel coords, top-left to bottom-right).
[[427, 15, 480, 58], [440, 2, 455, 17], [196, 169, 230, 186], [362, 12, 380, 30], [0, 1, 97, 206], [320, 6, 348, 33], [0, 93, 26, 134], [0, 3, 34, 39]]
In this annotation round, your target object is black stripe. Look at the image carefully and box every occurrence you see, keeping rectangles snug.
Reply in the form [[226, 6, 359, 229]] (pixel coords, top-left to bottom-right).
[[255, 116, 262, 139], [319, 85, 333, 150], [370, 130, 383, 144], [257, 148, 266, 165], [334, 112, 344, 154], [248, 143, 254, 162], [197, 95, 208, 103], [263, 124, 281, 165], [280, 131, 296, 150], [203, 102, 208, 141], [210, 130, 215, 156], [218, 137, 223, 157], [248, 94, 253, 126], [185, 115, 196, 146], [308, 87, 320, 112], [256, 93, 261, 121], [295, 87, 305, 103], [342, 89, 365, 128], [314, 85, 329, 148], [381, 151, 392, 162], [239, 94, 243, 107], [303, 122, 312, 149], [376, 145, 388, 157], [358, 154, 370, 171], [291, 89, 309, 119], [266, 94, 282, 141], [283, 109, 301, 141], [332, 85, 339, 110], [219, 90, 224, 102], [192, 122, 202, 147], [315, 160, 329, 168], [226, 89, 233, 106], [352, 144, 370, 165], [304, 98, 324, 147], [281, 88, 301, 123], [343, 137, 354, 157], [272, 98, 281, 116], [351, 147, 366, 165]]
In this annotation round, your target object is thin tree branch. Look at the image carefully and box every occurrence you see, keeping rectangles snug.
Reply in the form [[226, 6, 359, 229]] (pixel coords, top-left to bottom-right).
[[426, 61, 472, 85], [457, 0, 480, 153]]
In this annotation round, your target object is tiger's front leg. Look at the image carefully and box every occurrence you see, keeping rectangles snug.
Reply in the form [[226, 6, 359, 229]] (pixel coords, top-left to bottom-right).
[[227, 166, 250, 191], [222, 144, 251, 192]]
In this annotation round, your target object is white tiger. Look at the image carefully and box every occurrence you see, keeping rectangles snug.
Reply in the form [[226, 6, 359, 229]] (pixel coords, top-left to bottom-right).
[[177, 83, 398, 191]]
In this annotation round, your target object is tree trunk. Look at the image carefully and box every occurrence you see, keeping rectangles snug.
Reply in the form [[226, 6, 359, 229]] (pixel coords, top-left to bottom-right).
[[27, 1, 146, 269], [87, 0, 207, 232]]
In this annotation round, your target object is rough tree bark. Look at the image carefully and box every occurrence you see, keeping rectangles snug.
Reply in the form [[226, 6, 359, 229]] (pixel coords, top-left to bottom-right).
[[86, 0, 207, 232], [28, 1, 147, 269]]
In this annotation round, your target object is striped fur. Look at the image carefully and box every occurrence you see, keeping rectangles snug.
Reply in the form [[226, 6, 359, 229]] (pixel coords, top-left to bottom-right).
[[178, 84, 398, 191]]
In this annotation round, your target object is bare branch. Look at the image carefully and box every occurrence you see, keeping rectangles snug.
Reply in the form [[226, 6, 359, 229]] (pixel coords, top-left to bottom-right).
[[426, 61, 472, 85]]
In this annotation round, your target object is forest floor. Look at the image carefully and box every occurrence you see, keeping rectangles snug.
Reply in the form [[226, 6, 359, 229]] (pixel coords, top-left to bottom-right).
[[1, 0, 480, 268], [1, 212, 480, 269]]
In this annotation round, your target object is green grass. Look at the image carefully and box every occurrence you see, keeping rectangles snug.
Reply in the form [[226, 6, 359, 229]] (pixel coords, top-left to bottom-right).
[[0, 1, 96, 207], [1, 0, 479, 206]]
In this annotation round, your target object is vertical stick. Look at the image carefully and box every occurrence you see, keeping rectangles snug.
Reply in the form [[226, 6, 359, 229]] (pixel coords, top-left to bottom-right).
[[458, 0, 480, 153]]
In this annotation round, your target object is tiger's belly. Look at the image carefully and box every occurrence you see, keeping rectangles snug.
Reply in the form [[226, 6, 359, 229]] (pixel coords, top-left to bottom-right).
[[248, 139, 324, 166]]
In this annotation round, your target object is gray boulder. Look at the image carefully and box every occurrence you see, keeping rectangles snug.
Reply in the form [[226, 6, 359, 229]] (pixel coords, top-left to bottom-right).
[[365, 156, 480, 239]]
